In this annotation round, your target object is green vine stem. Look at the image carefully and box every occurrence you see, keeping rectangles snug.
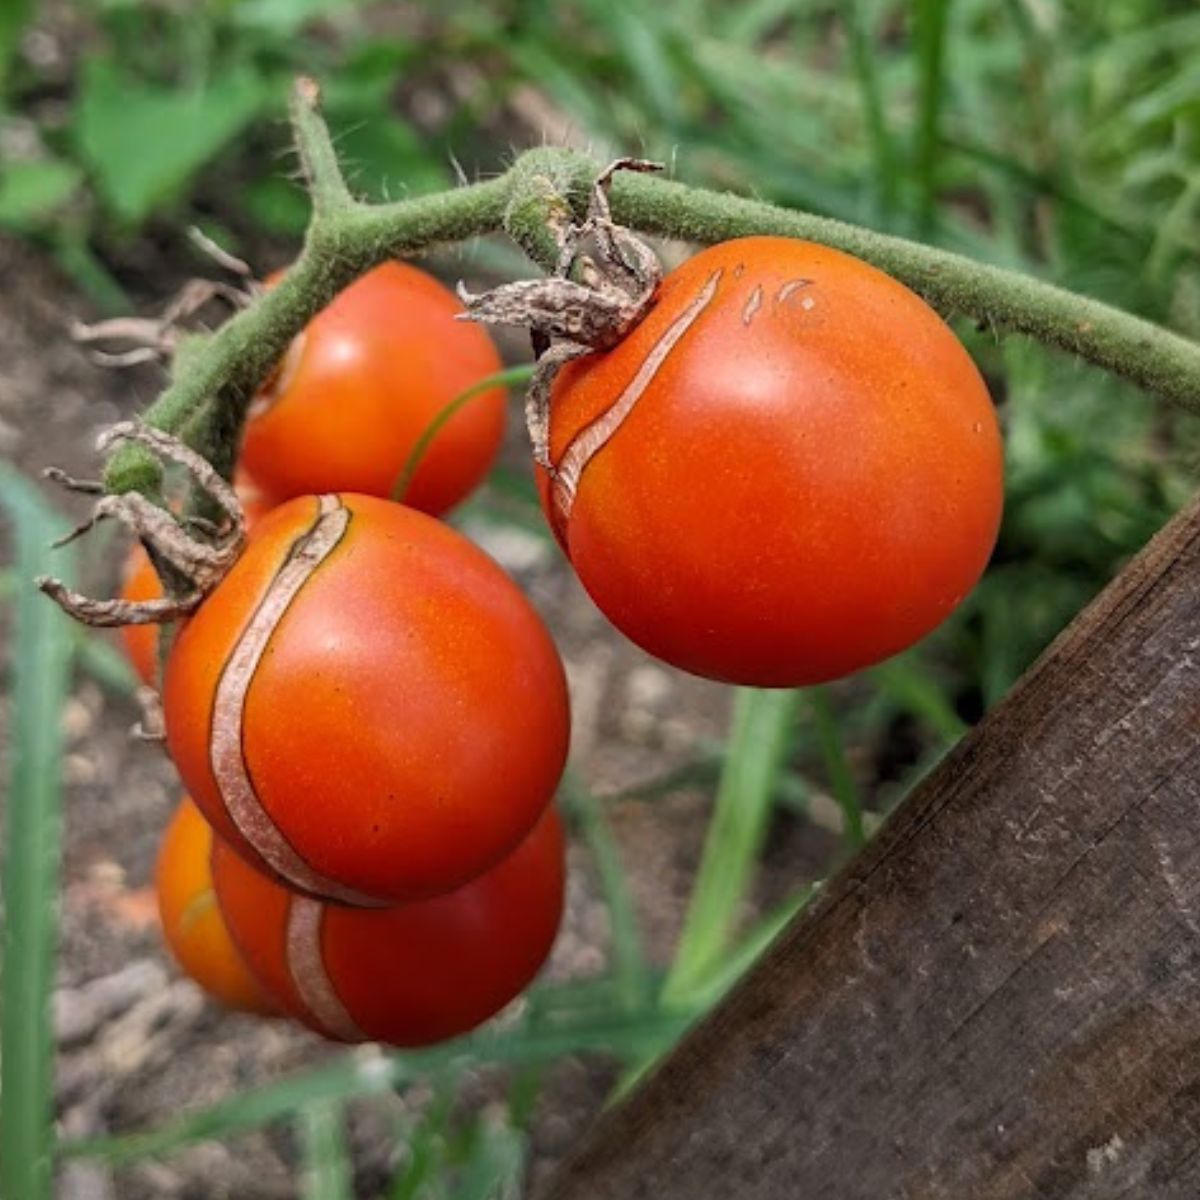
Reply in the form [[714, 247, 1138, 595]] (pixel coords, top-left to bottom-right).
[[103, 78, 1200, 499]]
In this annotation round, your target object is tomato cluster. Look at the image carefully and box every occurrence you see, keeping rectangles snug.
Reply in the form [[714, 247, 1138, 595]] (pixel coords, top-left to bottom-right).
[[141, 262, 566, 1046], [124, 235, 1001, 1046]]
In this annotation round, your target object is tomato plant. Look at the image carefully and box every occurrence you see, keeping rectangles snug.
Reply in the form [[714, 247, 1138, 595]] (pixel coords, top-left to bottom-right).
[[536, 236, 1004, 687], [156, 796, 276, 1015], [211, 806, 565, 1047], [239, 262, 506, 513], [162, 492, 570, 906]]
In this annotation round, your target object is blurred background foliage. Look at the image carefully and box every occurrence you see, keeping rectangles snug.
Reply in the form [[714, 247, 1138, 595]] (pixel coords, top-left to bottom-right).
[[3, 1, 1200, 1196]]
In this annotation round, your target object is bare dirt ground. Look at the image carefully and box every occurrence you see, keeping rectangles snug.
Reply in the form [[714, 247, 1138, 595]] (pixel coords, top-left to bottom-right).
[[0, 230, 839, 1198]]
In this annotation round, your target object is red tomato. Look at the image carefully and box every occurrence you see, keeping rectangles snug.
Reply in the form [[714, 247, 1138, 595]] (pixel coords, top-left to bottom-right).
[[156, 797, 276, 1014], [239, 262, 506, 515], [538, 236, 1004, 686], [163, 493, 570, 906], [210, 805, 564, 1047], [118, 481, 273, 686]]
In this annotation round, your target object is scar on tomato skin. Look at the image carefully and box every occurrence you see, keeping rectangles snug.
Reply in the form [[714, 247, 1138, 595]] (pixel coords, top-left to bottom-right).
[[551, 268, 724, 522], [286, 895, 364, 1042], [741, 285, 764, 326], [208, 494, 378, 908], [733, 263, 745, 279], [776, 278, 814, 305]]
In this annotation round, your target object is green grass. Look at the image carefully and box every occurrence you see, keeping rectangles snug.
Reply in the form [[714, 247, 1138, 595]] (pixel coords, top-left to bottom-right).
[[2, 0, 1199, 1193], [0, 469, 76, 1200]]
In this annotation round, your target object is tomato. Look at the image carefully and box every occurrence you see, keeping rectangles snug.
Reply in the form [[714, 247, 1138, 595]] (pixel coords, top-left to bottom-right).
[[210, 805, 564, 1047], [119, 547, 164, 687], [155, 796, 276, 1014], [163, 493, 570, 906], [239, 262, 506, 515], [538, 236, 1004, 686], [118, 481, 273, 686]]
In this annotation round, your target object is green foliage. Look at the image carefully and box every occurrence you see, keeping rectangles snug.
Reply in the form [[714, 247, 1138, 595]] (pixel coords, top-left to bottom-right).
[[74, 59, 266, 225]]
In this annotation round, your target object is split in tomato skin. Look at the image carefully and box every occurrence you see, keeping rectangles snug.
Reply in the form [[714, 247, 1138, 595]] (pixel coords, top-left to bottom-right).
[[156, 797, 277, 1015], [163, 492, 571, 906], [211, 806, 565, 1047], [538, 236, 1005, 687], [239, 261, 506, 515]]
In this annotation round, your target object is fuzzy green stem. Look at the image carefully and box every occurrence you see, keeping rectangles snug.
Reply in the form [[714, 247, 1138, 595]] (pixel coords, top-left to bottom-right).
[[610, 172, 1200, 414], [290, 77, 354, 217], [101, 88, 1200, 499]]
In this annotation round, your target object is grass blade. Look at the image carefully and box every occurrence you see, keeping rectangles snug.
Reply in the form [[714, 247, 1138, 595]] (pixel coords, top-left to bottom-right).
[[845, 0, 899, 218], [298, 1099, 353, 1200], [61, 1007, 692, 1164], [0, 467, 75, 1200], [809, 687, 865, 852], [559, 772, 650, 1013], [662, 688, 801, 1006], [913, 0, 950, 233]]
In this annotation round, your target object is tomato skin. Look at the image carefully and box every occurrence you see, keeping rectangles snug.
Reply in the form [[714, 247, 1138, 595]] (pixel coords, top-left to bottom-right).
[[539, 236, 1004, 687], [239, 262, 506, 515], [211, 806, 565, 1047], [163, 493, 570, 905], [156, 797, 277, 1014]]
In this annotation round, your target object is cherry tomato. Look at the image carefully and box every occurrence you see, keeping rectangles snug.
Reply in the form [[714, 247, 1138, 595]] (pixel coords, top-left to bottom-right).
[[538, 236, 1004, 686], [163, 493, 570, 906], [156, 796, 276, 1014], [239, 262, 506, 515], [118, 481, 273, 686], [211, 805, 564, 1047], [119, 547, 164, 687]]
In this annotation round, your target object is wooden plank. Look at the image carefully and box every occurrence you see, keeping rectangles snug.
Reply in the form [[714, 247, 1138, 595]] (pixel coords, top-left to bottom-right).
[[541, 492, 1200, 1200]]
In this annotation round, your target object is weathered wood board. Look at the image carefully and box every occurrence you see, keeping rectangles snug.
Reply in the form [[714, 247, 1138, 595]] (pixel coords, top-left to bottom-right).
[[541, 492, 1200, 1200]]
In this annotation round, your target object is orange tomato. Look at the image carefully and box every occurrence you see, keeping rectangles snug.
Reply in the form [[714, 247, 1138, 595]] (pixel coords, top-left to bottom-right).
[[211, 806, 565, 1047], [155, 797, 276, 1014], [239, 262, 506, 514], [162, 493, 570, 905], [539, 236, 1004, 686]]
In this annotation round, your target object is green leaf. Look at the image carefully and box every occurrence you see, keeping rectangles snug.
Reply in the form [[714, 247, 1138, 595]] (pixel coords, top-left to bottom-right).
[[0, 159, 83, 229], [0, 0, 33, 94], [74, 59, 264, 225], [0, 468, 76, 1200]]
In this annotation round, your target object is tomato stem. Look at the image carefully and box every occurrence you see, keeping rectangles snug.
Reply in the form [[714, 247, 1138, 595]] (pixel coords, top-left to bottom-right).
[[101, 77, 1200, 502]]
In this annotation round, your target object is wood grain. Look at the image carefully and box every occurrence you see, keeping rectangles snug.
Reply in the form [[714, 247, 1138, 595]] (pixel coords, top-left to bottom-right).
[[541, 492, 1200, 1200]]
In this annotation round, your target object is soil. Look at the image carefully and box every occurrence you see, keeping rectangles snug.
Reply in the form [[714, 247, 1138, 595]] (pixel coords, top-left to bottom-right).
[[0, 225, 842, 1200]]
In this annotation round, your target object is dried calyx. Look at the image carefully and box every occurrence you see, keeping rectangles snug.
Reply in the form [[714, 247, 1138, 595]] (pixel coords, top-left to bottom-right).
[[36, 423, 246, 628], [457, 157, 666, 471], [70, 229, 259, 368]]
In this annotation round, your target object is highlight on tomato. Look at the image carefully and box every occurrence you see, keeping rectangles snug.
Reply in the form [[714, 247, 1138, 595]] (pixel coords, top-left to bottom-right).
[[239, 261, 507, 514], [211, 806, 566, 1047], [155, 796, 277, 1015], [162, 493, 571, 907], [537, 236, 1004, 687]]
